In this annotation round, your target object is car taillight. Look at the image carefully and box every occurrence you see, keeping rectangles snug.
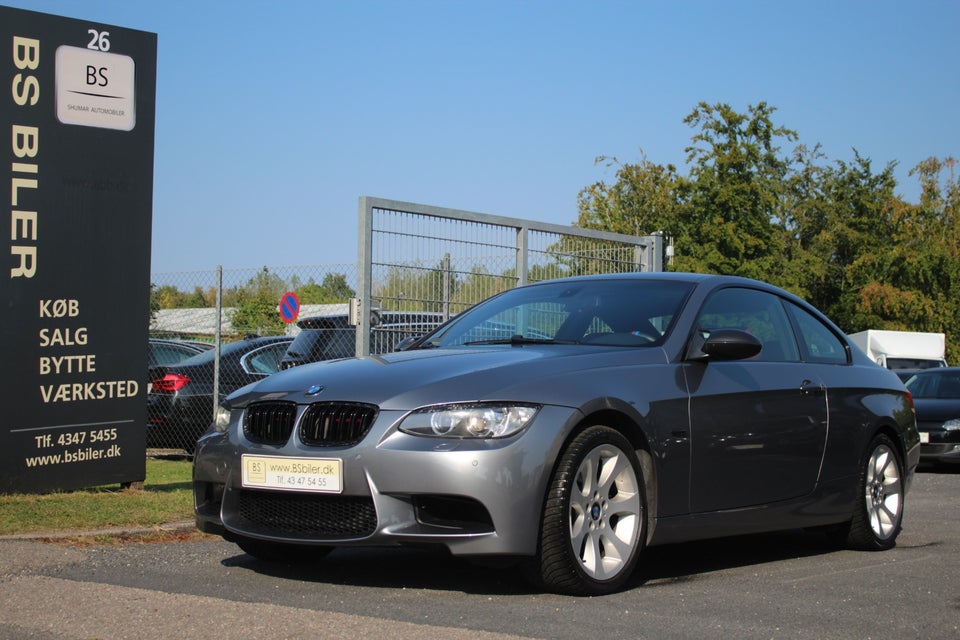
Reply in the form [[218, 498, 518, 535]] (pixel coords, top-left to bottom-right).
[[905, 390, 915, 413], [151, 373, 190, 392]]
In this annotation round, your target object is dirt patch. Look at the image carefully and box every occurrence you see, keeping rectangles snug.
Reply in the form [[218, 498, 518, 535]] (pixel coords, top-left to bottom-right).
[[40, 528, 213, 547]]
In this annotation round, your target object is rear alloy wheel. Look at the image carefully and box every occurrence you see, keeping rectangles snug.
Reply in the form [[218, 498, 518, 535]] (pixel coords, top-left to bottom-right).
[[845, 434, 904, 550], [530, 425, 647, 595]]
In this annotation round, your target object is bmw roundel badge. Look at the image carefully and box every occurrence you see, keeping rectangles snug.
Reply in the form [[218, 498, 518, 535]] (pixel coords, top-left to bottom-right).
[[305, 385, 325, 396]]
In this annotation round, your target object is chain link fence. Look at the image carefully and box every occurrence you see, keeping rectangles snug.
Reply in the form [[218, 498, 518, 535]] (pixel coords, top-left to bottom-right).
[[150, 264, 359, 339], [147, 264, 360, 454], [147, 263, 455, 453]]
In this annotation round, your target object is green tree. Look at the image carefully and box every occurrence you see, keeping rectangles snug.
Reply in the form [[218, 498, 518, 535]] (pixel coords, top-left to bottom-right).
[[676, 101, 798, 284], [149, 283, 160, 325], [572, 101, 958, 359], [780, 143, 834, 301], [849, 157, 960, 363], [151, 284, 189, 309], [576, 152, 685, 242], [297, 273, 355, 304], [798, 152, 900, 329], [183, 286, 212, 307], [151, 284, 215, 309], [228, 267, 287, 336]]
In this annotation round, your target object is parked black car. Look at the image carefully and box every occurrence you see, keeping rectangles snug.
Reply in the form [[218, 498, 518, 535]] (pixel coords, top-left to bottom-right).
[[279, 311, 446, 369], [147, 335, 292, 452], [903, 367, 960, 465], [148, 338, 213, 368]]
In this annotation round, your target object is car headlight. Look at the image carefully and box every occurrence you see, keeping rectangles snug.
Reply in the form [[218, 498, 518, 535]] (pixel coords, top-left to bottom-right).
[[399, 403, 539, 439], [944, 418, 960, 431], [214, 405, 232, 433]]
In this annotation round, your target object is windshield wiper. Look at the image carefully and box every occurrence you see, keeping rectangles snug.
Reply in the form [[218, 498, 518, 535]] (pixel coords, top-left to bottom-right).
[[464, 335, 574, 346]]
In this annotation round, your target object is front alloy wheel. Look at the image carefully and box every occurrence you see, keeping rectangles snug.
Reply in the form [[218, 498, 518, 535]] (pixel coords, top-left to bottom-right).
[[529, 425, 647, 595]]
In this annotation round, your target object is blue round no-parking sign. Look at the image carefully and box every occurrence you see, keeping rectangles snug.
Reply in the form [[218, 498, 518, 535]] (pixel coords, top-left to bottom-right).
[[279, 291, 300, 323]]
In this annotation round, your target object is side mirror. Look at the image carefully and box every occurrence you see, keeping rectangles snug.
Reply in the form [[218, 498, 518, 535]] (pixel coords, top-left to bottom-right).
[[690, 329, 762, 361]]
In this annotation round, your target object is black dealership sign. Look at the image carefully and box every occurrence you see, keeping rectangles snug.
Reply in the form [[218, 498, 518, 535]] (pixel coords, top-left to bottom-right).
[[1, 7, 156, 493]]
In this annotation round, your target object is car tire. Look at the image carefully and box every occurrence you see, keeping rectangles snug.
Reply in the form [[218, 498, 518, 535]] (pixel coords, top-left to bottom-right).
[[235, 537, 333, 563], [841, 433, 905, 551], [526, 425, 647, 596]]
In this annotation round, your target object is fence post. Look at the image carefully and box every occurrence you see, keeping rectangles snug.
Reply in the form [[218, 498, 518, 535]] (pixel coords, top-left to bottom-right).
[[638, 234, 663, 272], [212, 265, 222, 422], [356, 197, 373, 357], [442, 253, 451, 320], [516, 225, 529, 286]]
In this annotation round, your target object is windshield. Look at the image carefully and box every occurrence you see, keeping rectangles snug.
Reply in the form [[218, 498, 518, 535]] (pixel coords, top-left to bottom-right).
[[420, 279, 694, 349], [886, 358, 945, 370], [905, 370, 960, 399]]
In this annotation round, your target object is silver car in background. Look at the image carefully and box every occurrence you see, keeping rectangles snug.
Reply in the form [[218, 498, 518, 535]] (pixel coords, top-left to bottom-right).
[[194, 273, 920, 595]]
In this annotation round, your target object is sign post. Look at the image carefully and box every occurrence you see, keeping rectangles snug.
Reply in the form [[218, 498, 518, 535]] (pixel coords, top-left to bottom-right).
[[1, 7, 157, 493]]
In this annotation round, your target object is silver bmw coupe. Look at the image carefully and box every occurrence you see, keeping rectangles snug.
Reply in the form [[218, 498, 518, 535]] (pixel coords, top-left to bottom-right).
[[193, 272, 920, 595]]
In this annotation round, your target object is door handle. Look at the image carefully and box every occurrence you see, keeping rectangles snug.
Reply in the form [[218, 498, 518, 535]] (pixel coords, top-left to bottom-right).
[[800, 379, 824, 395]]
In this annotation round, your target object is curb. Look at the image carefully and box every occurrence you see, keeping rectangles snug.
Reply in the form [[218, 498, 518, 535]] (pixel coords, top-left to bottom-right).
[[0, 519, 197, 541]]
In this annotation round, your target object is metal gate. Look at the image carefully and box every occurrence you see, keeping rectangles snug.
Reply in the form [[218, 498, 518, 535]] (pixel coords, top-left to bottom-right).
[[355, 197, 662, 356]]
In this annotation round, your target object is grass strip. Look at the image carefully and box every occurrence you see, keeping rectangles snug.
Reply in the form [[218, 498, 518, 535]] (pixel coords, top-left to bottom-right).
[[0, 458, 194, 536]]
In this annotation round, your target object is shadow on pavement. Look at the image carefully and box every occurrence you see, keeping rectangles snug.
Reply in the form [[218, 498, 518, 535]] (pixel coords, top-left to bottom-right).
[[220, 527, 842, 595]]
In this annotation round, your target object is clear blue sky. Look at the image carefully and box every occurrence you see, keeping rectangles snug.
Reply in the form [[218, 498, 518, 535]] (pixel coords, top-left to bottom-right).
[[7, 0, 959, 274]]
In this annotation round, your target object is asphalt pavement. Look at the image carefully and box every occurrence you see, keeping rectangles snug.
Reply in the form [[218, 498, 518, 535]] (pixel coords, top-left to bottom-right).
[[2, 468, 958, 640]]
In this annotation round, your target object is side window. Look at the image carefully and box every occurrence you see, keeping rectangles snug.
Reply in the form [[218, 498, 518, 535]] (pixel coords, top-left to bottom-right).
[[153, 345, 183, 365], [785, 303, 848, 364], [245, 343, 287, 375], [697, 288, 800, 362], [153, 343, 202, 365]]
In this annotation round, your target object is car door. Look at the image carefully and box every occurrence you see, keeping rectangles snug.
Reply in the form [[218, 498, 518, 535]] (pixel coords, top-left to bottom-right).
[[685, 287, 829, 513]]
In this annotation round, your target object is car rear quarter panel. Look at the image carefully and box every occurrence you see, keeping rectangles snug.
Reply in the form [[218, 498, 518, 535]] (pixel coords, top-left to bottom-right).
[[817, 362, 920, 487]]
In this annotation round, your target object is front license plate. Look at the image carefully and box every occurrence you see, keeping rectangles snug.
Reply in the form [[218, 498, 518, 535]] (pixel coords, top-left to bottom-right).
[[920, 432, 929, 444], [241, 454, 342, 493]]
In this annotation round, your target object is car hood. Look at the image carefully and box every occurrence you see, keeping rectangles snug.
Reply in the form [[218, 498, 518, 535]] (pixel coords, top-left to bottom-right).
[[227, 344, 670, 410]]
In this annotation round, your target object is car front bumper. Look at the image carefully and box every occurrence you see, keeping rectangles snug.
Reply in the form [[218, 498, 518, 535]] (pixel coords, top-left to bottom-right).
[[918, 424, 960, 464], [919, 440, 960, 463], [193, 404, 580, 557]]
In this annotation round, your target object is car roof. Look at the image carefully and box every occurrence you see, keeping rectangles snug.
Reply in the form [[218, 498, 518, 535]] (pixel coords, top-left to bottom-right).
[[149, 337, 213, 348], [179, 336, 291, 361], [296, 311, 446, 330], [222, 335, 292, 350], [296, 315, 351, 329], [520, 271, 807, 305], [905, 366, 960, 376], [528, 272, 756, 286]]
